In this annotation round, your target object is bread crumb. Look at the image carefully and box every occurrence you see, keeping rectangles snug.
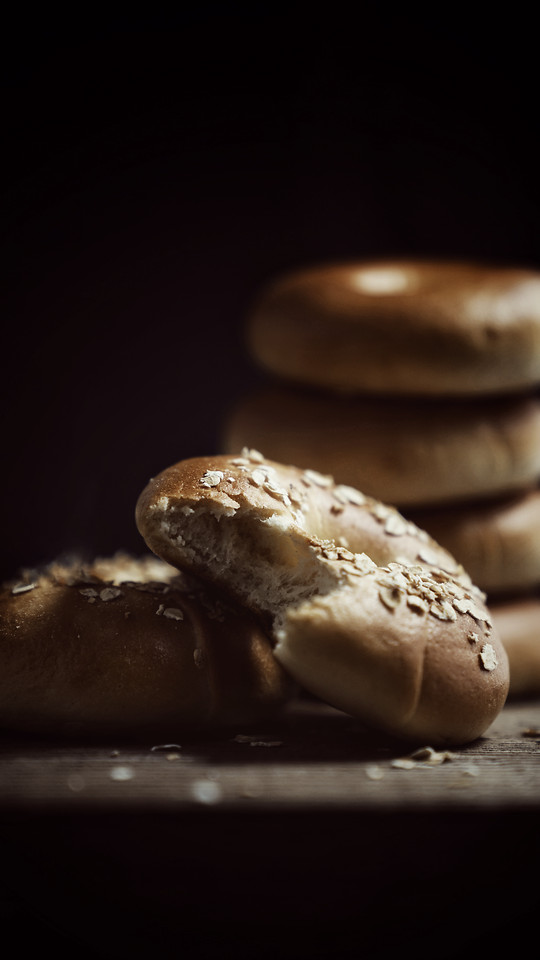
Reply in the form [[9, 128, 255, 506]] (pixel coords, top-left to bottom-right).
[[11, 582, 38, 595], [163, 607, 184, 621], [391, 747, 456, 769], [99, 587, 122, 602], [303, 468, 333, 488], [191, 780, 223, 804], [109, 765, 135, 782]]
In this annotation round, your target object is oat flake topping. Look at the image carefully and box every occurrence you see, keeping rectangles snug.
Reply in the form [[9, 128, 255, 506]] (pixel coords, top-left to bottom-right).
[[480, 643, 498, 671], [200, 470, 224, 488]]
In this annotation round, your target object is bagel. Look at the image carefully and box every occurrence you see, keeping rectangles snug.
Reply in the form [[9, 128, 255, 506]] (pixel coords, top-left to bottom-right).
[[490, 596, 540, 697], [0, 553, 291, 738], [409, 490, 540, 596], [246, 260, 540, 396], [136, 451, 509, 745], [223, 386, 540, 507]]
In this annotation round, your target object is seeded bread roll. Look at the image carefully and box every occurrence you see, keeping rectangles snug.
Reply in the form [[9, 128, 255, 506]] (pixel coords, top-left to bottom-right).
[[490, 597, 540, 697], [223, 386, 540, 508], [247, 260, 540, 396], [136, 451, 509, 745], [0, 553, 291, 738], [409, 490, 540, 596]]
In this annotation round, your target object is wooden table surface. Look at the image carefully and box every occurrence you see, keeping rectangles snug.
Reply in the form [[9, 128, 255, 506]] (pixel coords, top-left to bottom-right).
[[1, 697, 539, 959]]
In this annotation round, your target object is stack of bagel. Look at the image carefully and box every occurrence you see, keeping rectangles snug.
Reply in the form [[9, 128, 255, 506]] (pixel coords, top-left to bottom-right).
[[223, 260, 540, 698]]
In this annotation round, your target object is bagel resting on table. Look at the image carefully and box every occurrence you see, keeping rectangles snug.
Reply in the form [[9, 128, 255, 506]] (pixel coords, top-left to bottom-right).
[[223, 386, 540, 508], [136, 450, 509, 746], [0, 553, 291, 738], [409, 489, 540, 596], [490, 596, 540, 698], [247, 259, 540, 396]]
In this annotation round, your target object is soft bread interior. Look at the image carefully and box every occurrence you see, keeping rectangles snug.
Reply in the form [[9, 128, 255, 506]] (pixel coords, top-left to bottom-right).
[[154, 502, 342, 620]]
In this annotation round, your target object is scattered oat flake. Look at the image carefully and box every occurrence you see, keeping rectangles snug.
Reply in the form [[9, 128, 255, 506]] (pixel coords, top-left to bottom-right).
[[250, 468, 267, 485], [391, 758, 417, 770], [242, 447, 265, 462], [384, 513, 409, 536], [12, 582, 38, 595], [454, 596, 491, 623], [430, 599, 457, 622], [200, 470, 224, 488], [151, 743, 182, 752], [109, 765, 135, 781], [480, 643, 498, 671], [365, 765, 384, 780], [407, 594, 428, 614], [409, 746, 455, 765], [333, 485, 364, 505], [354, 553, 377, 574], [100, 587, 122, 602], [163, 607, 184, 621], [521, 728, 540, 738], [303, 468, 333, 487], [264, 479, 289, 499], [417, 547, 440, 565], [191, 780, 223, 804], [379, 585, 402, 610]]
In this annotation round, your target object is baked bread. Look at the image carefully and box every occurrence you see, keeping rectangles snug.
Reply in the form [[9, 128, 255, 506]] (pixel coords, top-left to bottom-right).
[[247, 260, 540, 396], [491, 597, 540, 697], [223, 386, 540, 507], [0, 553, 291, 738], [136, 451, 509, 745], [409, 490, 540, 596]]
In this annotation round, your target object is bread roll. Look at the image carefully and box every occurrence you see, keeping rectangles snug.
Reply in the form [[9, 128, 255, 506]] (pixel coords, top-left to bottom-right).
[[0, 553, 291, 738], [136, 452, 509, 745], [247, 260, 540, 395], [491, 597, 540, 697], [409, 490, 540, 596], [223, 386, 540, 507]]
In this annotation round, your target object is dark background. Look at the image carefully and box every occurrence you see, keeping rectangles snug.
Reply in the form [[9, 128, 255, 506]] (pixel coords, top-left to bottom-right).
[[2, 10, 539, 581]]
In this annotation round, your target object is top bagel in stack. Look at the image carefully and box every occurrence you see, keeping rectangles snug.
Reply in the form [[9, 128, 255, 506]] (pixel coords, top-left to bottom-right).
[[247, 260, 540, 396]]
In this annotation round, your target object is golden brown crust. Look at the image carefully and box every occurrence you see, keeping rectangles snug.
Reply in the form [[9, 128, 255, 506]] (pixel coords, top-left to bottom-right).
[[409, 490, 540, 596], [0, 554, 290, 738], [247, 260, 540, 396], [222, 386, 540, 507], [490, 596, 540, 697], [136, 451, 509, 745], [278, 575, 505, 745]]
